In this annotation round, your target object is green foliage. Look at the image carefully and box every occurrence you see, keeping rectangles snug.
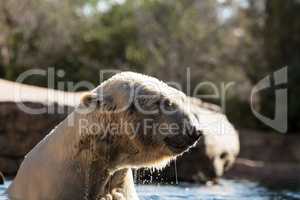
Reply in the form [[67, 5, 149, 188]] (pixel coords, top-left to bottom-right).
[[0, 0, 299, 132], [80, 2, 143, 68]]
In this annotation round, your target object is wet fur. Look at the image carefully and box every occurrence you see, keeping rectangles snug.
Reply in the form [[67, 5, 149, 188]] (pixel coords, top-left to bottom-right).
[[8, 72, 199, 200]]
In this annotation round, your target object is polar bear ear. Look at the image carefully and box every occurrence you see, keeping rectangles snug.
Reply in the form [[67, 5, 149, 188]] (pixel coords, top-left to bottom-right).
[[80, 92, 116, 111], [80, 92, 96, 107]]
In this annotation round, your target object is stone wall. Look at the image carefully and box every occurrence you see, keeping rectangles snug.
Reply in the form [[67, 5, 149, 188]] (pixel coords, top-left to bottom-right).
[[0, 102, 70, 175], [238, 130, 300, 163], [0, 79, 78, 176], [225, 130, 300, 186]]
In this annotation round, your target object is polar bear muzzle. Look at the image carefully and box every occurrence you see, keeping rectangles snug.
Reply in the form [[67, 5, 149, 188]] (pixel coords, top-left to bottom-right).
[[163, 121, 202, 154]]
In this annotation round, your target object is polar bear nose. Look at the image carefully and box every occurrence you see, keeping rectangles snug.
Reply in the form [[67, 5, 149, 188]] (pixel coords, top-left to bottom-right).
[[187, 126, 202, 143], [163, 125, 202, 154]]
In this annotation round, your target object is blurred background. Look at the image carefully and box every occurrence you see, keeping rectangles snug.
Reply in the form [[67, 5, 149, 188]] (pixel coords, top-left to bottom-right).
[[1, 0, 299, 131], [0, 0, 300, 191]]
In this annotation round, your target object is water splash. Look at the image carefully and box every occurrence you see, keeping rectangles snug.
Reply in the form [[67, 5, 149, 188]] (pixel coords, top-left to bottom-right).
[[174, 160, 178, 185]]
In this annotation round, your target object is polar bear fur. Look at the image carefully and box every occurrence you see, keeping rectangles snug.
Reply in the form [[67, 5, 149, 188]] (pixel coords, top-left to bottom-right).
[[8, 72, 201, 200], [136, 97, 239, 184], [185, 97, 240, 182]]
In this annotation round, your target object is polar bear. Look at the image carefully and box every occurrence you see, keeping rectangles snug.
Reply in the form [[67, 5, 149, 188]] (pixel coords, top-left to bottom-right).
[[177, 97, 240, 183], [8, 72, 202, 200]]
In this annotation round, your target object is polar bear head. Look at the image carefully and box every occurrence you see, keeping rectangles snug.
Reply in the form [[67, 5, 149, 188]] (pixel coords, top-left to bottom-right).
[[188, 98, 240, 183], [79, 72, 202, 170]]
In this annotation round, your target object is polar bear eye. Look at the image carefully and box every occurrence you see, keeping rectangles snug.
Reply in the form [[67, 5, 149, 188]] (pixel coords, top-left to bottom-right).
[[220, 152, 228, 160], [162, 99, 175, 111], [164, 99, 171, 106]]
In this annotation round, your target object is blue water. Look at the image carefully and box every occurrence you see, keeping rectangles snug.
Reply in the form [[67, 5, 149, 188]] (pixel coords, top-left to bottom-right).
[[1, 179, 300, 200]]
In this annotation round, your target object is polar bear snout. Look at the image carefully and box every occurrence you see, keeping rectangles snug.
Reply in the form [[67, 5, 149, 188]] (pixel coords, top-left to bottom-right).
[[163, 125, 202, 154], [187, 126, 202, 143]]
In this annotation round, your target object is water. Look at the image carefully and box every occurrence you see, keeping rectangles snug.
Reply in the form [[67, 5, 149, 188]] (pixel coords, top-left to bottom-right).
[[1, 179, 300, 200], [0, 181, 10, 200]]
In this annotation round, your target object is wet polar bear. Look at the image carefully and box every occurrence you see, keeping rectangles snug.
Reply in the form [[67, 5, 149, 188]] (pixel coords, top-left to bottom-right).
[[8, 72, 202, 200]]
